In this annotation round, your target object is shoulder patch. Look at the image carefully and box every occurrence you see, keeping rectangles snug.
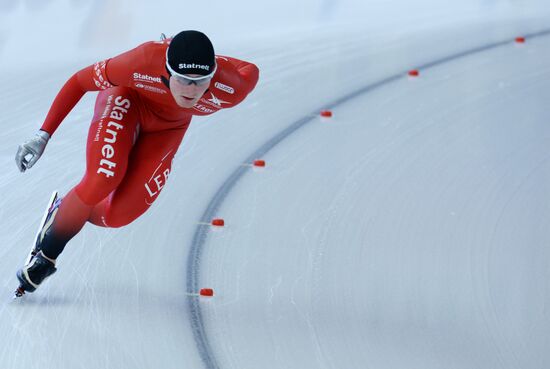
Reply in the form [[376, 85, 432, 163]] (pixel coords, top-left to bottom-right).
[[93, 60, 114, 90], [214, 81, 235, 94]]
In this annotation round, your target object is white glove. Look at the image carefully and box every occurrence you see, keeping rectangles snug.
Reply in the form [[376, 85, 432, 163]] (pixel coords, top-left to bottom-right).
[[15, 130, 51, 172]]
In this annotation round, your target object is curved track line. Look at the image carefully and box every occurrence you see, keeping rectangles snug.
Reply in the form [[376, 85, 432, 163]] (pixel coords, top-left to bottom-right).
[[186, 28, 550, 369]]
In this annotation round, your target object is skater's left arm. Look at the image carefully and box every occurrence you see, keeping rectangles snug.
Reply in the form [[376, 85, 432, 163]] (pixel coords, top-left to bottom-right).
[[216, 56, 259, 108], [231, 58, 260, 96]]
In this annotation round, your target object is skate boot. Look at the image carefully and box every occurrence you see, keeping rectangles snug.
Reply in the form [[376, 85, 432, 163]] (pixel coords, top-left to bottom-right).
[[14, 191, 61, 298], [16, 251, 57, 293]]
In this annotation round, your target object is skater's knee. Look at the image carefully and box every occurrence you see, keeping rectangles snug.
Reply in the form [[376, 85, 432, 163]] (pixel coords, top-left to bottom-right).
[[88, 198, 143, 229], [94, 213, 138, 229], [75, 176, 120, 206], [104, 205, 146, 229], [104, 219, 128, 228], [105, 209, 143, 228]]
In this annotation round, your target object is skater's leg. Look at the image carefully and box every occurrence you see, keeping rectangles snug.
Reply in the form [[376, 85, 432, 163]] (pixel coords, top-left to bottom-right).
[[39, 189, 92, 259], [89, 127, 187, 228], [40, 88, 140, 259]]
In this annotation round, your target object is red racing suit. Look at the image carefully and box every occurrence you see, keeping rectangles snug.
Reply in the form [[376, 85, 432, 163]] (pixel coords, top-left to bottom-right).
[[42, 39, 259, 230]]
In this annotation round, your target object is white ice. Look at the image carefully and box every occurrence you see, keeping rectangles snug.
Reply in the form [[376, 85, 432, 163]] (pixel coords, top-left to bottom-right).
[[0, 1, 549, 369]]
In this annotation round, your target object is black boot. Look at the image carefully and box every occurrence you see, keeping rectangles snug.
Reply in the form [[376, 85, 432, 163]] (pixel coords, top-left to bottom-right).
[[16, 251, 57, 293], [33, 195, 62, 255]]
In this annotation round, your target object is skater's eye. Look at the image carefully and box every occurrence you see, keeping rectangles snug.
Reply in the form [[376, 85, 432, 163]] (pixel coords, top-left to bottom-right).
[[174, 74, 212, 86]]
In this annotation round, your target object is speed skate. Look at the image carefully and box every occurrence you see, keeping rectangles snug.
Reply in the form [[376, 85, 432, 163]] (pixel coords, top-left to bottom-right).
[[13, 191, 59, 299]]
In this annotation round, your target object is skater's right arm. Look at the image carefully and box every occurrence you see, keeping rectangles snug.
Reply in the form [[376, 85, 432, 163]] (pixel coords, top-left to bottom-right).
[[16, 46, 144, 172], [38, 66, 106, 136], [15, 69, 96, 172], [40, 45, 146, 136]]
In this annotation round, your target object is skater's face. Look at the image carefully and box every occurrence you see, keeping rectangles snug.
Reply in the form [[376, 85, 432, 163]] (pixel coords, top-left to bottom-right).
[[169, 74, 212, 108]]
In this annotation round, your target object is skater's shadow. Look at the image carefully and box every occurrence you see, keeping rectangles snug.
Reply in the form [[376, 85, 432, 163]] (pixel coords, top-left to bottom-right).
[[8, 290, 77, 307], [7, 285, 189, 311]]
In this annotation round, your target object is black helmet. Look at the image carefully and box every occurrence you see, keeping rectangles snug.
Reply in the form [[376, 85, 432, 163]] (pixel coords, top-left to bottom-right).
[[166, 30, 216, 78]]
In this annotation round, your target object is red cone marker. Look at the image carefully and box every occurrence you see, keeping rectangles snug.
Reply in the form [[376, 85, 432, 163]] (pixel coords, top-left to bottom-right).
[[320, 110, 333, 118], [211, 218, 225, 227], [408, 69, 419, 77], [200, 288, 214, 297], [253, 160, 266, 167]]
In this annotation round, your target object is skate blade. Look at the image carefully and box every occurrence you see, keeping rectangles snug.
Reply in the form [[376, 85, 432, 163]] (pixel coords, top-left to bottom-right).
[[12, 286, 26, 300]]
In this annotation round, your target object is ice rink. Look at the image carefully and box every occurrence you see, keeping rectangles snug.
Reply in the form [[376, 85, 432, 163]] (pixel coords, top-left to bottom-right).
[[1, 1, 549, 368]]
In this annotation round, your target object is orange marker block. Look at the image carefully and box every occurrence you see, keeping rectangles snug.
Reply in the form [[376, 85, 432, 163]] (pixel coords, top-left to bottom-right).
[[211, 218, 225, 227], [515, 37, 525, 44], [408, 69, 419, 77], [320, 110, 333, 118], [253, 160, 266, 167], [200, 288, 214, 297]]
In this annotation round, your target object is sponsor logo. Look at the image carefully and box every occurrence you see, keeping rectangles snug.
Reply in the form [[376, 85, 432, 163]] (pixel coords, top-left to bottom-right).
[[134, 83, 167, 94], [144, 149, 174, 204], [97, 96, 131, 178], [214, 82, 234, 94], [206, 92, 230, 107], [193, 104, 215, 114], [178, 63, 210, 71], [93, 60, 114, 90], [133, 72, 162, 83]]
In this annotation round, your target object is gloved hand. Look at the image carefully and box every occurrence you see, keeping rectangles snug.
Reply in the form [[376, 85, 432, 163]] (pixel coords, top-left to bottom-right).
[[15, 130, 51, 172]]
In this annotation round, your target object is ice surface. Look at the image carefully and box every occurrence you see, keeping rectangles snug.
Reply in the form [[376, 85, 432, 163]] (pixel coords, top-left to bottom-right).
[[0, 2, 549, 369]]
